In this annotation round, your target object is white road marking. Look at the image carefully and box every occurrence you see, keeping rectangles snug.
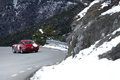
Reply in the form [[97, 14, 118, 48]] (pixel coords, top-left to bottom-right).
[[19, 70, 25, 73], [27, 68, 32, 70], [11, 74, 18, 77]]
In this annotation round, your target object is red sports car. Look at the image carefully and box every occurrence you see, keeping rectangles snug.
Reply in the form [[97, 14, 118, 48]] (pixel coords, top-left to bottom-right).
[[12, 40, 39, 53]]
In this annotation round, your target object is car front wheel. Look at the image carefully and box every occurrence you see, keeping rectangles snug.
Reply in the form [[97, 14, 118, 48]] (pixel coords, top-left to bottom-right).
[[12, 47, 16, 53], [20, 48, 24, 53]]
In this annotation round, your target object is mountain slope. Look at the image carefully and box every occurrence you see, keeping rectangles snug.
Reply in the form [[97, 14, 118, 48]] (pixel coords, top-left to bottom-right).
[[0, 0, 95, 46], [67, 0, 120, 60], [0, 2, 85, 46], [0, 0, 76, 37]]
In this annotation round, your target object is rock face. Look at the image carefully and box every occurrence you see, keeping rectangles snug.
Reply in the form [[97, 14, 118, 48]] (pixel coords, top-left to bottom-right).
[[67, 0, 120, 60], [0, 0, 76, 37]]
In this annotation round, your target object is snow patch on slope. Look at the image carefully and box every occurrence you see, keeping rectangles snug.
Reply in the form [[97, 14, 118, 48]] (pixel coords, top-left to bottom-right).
[[13, 0, 18, 9], [101, 2, 120, 16], [80, 0, 88, 6], [76, 0, 100, 21], [100, 0, 111, 9]]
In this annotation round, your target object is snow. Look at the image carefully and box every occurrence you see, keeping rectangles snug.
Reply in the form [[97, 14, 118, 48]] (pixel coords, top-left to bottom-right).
[[67, 2, 74, 5], [43, 44, 67, 52], [38, 0, 41, 4], [30, 32, 120, 80], [112, 28, 120, 35], [101, 2, 120, 16], [77, 0, 120, 20], [13, 0, 18, 9], [76, 0, 100, 21], [100, 0, 111, 9], [80, 0, 88, 6], [39, 29, 44, 34], [43, 40, 68, 52]]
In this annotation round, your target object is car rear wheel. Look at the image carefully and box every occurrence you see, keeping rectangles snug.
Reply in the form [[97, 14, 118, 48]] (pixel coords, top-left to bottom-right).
[[12, 47, 16, 53]]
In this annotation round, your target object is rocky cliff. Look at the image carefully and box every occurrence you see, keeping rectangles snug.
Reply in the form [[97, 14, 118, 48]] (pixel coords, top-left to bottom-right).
[[67, 0, 120, 60]]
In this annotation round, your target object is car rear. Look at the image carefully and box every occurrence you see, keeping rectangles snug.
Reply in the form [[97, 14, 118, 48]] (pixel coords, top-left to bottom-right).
[[23, 40, 39, 52], [25, 44, 39, 52]]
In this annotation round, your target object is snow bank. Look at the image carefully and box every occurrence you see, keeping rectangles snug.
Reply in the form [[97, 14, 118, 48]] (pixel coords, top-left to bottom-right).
[[43, 44, 68, 52], [43, 40, 68, 52], [31, 33, 120, 80]]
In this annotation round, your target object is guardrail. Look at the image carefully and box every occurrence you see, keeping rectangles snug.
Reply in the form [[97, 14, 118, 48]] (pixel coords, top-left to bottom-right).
[[46, 40, 68, 49]]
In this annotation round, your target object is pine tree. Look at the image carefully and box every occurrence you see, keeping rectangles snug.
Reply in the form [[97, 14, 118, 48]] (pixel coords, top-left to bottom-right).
[[32, 26, 59, 45], [32, 29, 46, 45], [44, 26, 59, 39]]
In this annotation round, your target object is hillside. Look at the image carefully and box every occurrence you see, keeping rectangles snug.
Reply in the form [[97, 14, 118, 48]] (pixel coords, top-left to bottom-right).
[[0, 0, 96, 46], [67, 0, 120, 59], [0, 0, 76, 37], [0, 2, 85, 46]]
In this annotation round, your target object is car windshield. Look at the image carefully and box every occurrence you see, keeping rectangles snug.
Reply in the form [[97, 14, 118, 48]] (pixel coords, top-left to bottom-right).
[[24, 41, 34, 44]]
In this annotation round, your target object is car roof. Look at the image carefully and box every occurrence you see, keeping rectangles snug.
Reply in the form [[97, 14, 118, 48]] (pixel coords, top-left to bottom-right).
[[21, 40, 33, 42]]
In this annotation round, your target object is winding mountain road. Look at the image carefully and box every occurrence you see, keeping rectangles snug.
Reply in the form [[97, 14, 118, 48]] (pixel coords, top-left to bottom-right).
[[0, 47, 67, 80]]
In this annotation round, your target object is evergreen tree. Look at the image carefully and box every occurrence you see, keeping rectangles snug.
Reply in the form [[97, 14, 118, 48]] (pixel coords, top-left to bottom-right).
[[32, 26, 59, 45], [32, 29, 46, 45], [44, 26, 59, 39]]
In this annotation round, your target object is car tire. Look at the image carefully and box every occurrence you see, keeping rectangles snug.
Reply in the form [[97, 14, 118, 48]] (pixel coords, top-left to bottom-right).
[[35, 50, 38, 52], [20, 48, 24, 53], [12, 47, 16, 53]]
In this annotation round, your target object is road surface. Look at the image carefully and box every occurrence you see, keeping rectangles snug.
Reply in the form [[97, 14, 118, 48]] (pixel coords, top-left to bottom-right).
[[0, 47, 67, 80]]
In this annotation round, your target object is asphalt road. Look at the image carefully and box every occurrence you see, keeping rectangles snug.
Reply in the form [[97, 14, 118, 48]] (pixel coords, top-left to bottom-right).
[[0, 47, 67, 80]]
